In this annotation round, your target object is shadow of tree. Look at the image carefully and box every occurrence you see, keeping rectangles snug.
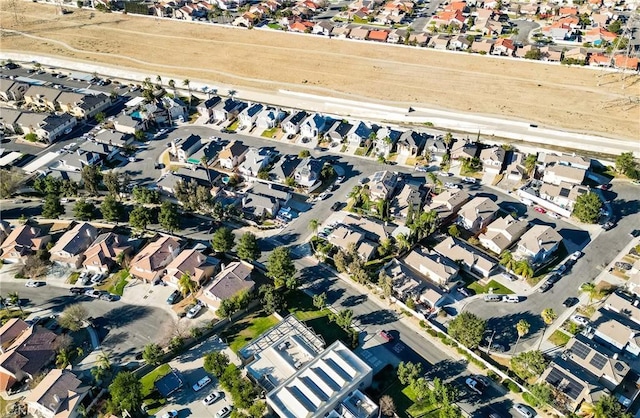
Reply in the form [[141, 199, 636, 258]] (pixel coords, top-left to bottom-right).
[[356, 309, 398, 325], [342, 294, 368, 307], [102, 305, 153, 328]]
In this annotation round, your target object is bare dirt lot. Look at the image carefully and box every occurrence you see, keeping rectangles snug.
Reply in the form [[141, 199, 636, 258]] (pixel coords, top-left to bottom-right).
[[1, 1, 638, 139]]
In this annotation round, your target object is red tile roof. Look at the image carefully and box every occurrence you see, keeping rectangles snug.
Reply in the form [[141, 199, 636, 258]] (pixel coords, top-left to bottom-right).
[[368, 30, 389, 42]]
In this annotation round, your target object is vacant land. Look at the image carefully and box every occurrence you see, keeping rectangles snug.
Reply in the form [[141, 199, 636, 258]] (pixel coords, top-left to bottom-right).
[[1, 2, 638, 139]]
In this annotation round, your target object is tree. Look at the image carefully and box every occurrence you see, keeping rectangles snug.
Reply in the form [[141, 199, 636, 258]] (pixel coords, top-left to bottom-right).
[[379, 395, 396, 417], [438, 403, 462, 418], [236, 232, 260, 261], [378, 271, 393, 302], [579, 282, 599, 303], [73, 199, 95, 221], [308, 218, 319, 249], [321, 165, 335, 181], [134, 130, 146, 141], [0, 168, 24, 198], [447, 224, 460, 237], [8, 291, 22, 312], [108, 371, 143, 415], [510, 350, 548, 380], [203, 351, 230, 377], [333, 308, 353, 330], [514, 259, 534, 280], [101, 195, 123, 222], [411, 377, 432, 402], [607, 19, 622, 35], [524, 154, 538, 177], [267, 247, 296, 288], [615, 152, 638, 179], [182, 79, 191, 105], [42, 194, 64, 218], [499, 250, 518, 272], [397, 361, 422, 385], [81, 165, 101, 196], [524, 49, 542, 60], [132, 186, 159, 204], [529, 383, 553, 406], [95, 111, 106, 123], [58, 304, 88, 332], [56, 348, 71, 368], [142, 343, 163, 366], [572, 191, 603, 224], [259, 284, 284, 314], [334, 250, 349, 273], [514, 319, 530, 352], [298, 149, 311, 158], [102, 171, 121, 198], [212, 201, 225, 221], [178, 272, 197, 297], [541, 308, 557, 326], [158, 201, 180, 233], [129, 205, 152, 233], [212, 227, 235, 253], [588, 395, 631, 418], [447, 312, 486, 349], [25, 132, 38, 142], [313, 292, 327, 310]]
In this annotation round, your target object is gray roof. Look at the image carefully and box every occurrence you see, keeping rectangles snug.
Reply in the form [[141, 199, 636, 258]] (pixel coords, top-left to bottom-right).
[[249, 181, 290, 202], [272, 155, 301, 181], [93, 130, 129, 147]]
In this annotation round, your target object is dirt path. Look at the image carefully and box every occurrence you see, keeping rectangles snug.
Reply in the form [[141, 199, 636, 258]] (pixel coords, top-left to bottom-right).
[[1, 1, 638, 139]]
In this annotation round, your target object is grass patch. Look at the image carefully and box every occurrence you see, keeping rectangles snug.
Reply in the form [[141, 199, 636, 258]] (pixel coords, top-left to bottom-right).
[[68, 272, 80, 284], [354, 146, 368, 156], [285, 290, 329, 321], [267, 23, 282, 29], [227, 120, 239, 131], [382, 380, 414, 418], [221, 311, 279, 352], [468, 279, 514, 295], [340, 144, 348, 153], [140, 364, 170, 415], [261, 127, 278, 138], [548, 330, 571, 347], [109, 270, 129, 296]]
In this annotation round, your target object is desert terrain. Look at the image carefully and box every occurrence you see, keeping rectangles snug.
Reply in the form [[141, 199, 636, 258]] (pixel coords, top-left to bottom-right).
[[1, 1, 639, 139]]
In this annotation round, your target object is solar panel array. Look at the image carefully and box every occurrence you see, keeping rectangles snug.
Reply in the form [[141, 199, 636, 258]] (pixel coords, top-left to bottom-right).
[[545, 367, 585, 401], [570, 340, 590, 360], [590, 353, 608, 370]]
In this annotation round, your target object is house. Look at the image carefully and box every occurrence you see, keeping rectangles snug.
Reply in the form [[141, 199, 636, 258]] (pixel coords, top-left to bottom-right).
[[479, 146, 506, 173], [387, 28, 408, 44], [450, 139, 478, 160], [431, 10, 465, 28], [25, 369, 88, 418], [456, 197, 500, 233], [129, 236, 181, 283], [516, 224, 562, 264], [539, 153, 591, 170], [256, 107, 285, 129], [392, 183, 425, 221], [369, 170, 398, 200], [0, 225, 51, 264], [515, 44, 537, 59], [113, 112, 147, 134], [78, 141, 120, 162], [249, 182, 292, 203], [16, 112, 77, 144], [434, 236, 497, 278], [57, 92, 111, 119], [540, 46, 562, 62], [404, 246, 459, 287], [203, 261, 255, 310], [0, 319, 57, 391], [492, 38, 516, 56], [325, 120, 354, 143], [197, 96, 222, 118], [218, 140, 249, 170], [539, 182, 590, 211], [408, 32, 430, 46], [349, 26, 370, 40], [564, 47, 589, 63], [282, 110, 308, 135], [238, 103, 265, 129], [171, 134, 203, 164], [331, 25, 352, 38], [346, 121, 374, 147], [161, 96, 188, 122], [584, 27, 617, 45], [367, 30, 389, 42], [424, 136, 448, 162], [542, 164, 586, 185], [0, 108, 24, 133], [164, 249, 219, 288], [82, 232, 132, 273], [312, 20, 335, 36], [49, 223, 98, 268], [449, 35, 472, 51], [590, 53, 612, 67], [426, 189, 470, 220], [603, 292, 640, 326], [23, 85, 62, 110], [614, 55, 640, 71], [428, 35, 451, 50], [93, 129, 133, 148], [238, 147, 272, 177], [0, 79, 28, 102], [271, 155, 301, 183], [591, 310, 640, 356], [242, 193, 280, 219], [328, 226, 378, 261], [397, 130, 426, 156], [479, 216, 528, 254], [383, 259, 428, 300], [294, 157, 322, 188], [539, 359, 607, 413], [471, 39, 494, 54], [300, 113, 332, 139], [374, 126, 401, 157], [212, 98, 247, 123]]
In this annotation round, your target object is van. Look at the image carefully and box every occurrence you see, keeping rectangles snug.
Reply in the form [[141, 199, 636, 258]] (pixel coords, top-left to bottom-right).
[[503, 295, 520, 303], [484, 294, 502, 302]]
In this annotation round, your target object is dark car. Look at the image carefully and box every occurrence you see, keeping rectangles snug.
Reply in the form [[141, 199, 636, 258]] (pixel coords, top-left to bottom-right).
[[563, 297, 579, 307], [167, 290, 181, 305], [330, 202, 341, 211], [546, 274, 560, 284], [538, 281, 552, 293], [69, 287, 86, 295]]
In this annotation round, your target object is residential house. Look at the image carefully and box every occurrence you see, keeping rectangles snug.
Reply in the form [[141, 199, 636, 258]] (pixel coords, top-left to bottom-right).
[[456, 197, 500, 233], [325, 120, 354, 143], [0, 108, 24, 133], [450, 139, 478, 160], [171, 134, 203, 164], [539, 153, 591, 170], [197, 96, 222, 118], [515, 44, 537, 59], [584, 27, 617, 45], [539, 359, 608, 413], [331, 25, 352, 38], [346, 121, 374, 147], [93, 130, 133, 148], [471, 39, 494, 54], [479, 146, 506, 173], [242, 193, 280, 219], [367, 30, 389, 42], [25, 369, 88, 418], [590, 53, 612, 67], [428, 35, 451, 50], [369, 170, 398, 200], [212, 98, 247, 123], [157, 167, 221, 195], [492, 38, 516, 56], [374, 126, 401, 157], [238, 103, 265, 129], [288, 20, 314, 33], [294, 157, 322, 188], [397, 130, 426, 156], [23, 85, 62, 110], [539, 182, 590, 211], [479, 216, 528, 254], [238, 147, 272, 177], [129, 236, 181, 283], [516, 224, 563, 264], [591, 310, 640, 356], [383, 259, 428, 300], [82, 232, 132, 273], [392, 183, 425, 221], [282, 110, 308, 135], [434, 236, 497, 278], [57, 92, 111, 119], [203, 261, 255, 310], [271, 155, 301, 183], [349, 26, 370, 40], [0, 319, 57, 391], [78, 141, 120, 162], [614, 55, 640, 71], [328, 226, 379, 261], [256, 107, 285, 129], [387, 28, 408, 44], [113, 112, 147, 134], [16, 112, 77, 144], [540, 46, 562, 62], [0, 225, 51, 264], [249, 182, 292, 203], [300, 113, 332, 139], [218, 140, 249, 170], [164, 249, 219, 288], [312, 20, 335, 36], [603, 293, 640, 326], [0, 79, 28, 102], [430, 10, 465, 28], [424, 136, 448, 162], [161, 96, 188, 122], [564, 47, 589, 63], [449, 35, 472, 51], [542, 164, 586, 185], [404, 246, 459, 287], [426, 189, 470, 220], [408, 32, 430, 46], [49, 223, 98, 268]]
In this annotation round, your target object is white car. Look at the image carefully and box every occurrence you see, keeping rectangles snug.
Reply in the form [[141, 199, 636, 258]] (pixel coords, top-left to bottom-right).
[[503, 295, 520, 303], [335, 176, 345, 184], [161, 410, 178, 418], [202, 391, 223, 406], [186, 303, 204, 319], [192, 376, 212, 392], [548, 212, 560, 219], [215, 406, 233, 418], [444, 182, 460, 189], [513, 403, 534, 418], [570, 315, 589, 327], [462, 177, 476, 184], [439, 172, 453, 177], [25, 280, 43, 288], [570, 251, 582, 261]]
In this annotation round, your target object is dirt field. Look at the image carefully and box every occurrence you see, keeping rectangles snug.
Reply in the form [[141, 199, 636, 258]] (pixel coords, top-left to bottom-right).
[[1, 1, 639, 139]]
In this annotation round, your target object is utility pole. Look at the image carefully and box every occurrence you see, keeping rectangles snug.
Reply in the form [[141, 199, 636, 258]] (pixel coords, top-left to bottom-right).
[[486, 329, 496, 355]]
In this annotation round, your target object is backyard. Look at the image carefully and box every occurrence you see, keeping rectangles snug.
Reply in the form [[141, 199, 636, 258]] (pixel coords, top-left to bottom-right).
[[220, 310, 280, 352]]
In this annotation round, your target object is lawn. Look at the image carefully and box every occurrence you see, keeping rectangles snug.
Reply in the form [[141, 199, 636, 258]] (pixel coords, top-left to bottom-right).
[[267, 23, 282, 30], [67, 272, 80, 284], [548, 330, 571, 347], [354, 146, 368, 156], [140, 363, 171, 414], [221, 311, 279, 352], [109, 270, 129, 296], [261, 127, 278, 138], [227, 120, 239, 131], [468, 279, 514, 295]]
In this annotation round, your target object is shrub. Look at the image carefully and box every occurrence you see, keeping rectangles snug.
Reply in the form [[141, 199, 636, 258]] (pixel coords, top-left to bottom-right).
[[522, 392, 540, 407], [487, 371, 501, 382], [503, 379, 521, 393]]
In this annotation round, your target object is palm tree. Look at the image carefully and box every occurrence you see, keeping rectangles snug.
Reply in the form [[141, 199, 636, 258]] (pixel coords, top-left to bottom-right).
[[579, 282, 598, 303], [56, 348, 71, 368], [499, 250, 518, 272], [539, 308, 557, 349], [578, 401, 596, 418], [514, 259, 534, 280], [97, 351, 111, 371], [524, 154, 538, 178], [395, 233, 411, 254], [201, 155, 212, 187], [308, 219, 319, 252], [178, 271, 197, 298], [514, 319, 530, 353], [168, 79, 176, 97], [228, 89, 237, 99], [8, 291, 22, 312], [182, 79, 191, 106], [0, 296, 8, 312], [427, 172, 443, 193], [156, 74, 162, 87]]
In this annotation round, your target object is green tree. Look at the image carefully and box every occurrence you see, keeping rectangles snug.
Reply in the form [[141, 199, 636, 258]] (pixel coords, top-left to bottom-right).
[[182, 79, 191, 105], [259, 284, 284, 314], [95, 111, 106, 123], [42, 194, 64, 218], [579, 282, 600, 303], [524, 154, 538, 177], [529, 383, 553, 405], [236, 232, 260, 261], [158, 201, 180, 233], [541, 308, 556, 325], [132, 186, 160, 204], [25, 132, 38, 142], [81, 165, 102, 196], [499, 250, 518, 272], [101, 195, 123, 222], [333, 308, 354, 330], [510, 350, 548, 380], [178, 272, 197, 297], [397, 361, 422, 385], [514, 259, 534, 280], [8, 291, 22, 312], [58, 304, 88, 332], [212, 227, 235, 253], [212, 201, 225, 221], [514, 319, 530, 352], [141, 343, 163, 366], [334, 250, 349, 273], [438, 403, 462, 418], [134, 130, 146, 141], [129, 205, 152, 233], [108, 371, 143, 415], [203, 351, 230, 378], [56, 348, 71, 368], [0, 168, 25, 198], [615, 152, 638, 179], [313, 292, 327, 310], [607, 19, 622, 34], [298, 149, 311, 158], [411, 377, 432, 402], [102, 171, 121, 198], [73, 199, 95, 221], [267, 247, 296, 288], [378, 271, 393, 302], [589, 395, 631, 418], [447, 312, 486, 349], [447, 224, 460, 237], [572, 192, 603, 224]]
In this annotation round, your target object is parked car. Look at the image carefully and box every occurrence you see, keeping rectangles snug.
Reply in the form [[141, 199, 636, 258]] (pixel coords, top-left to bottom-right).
[[556, 264, 567, 274], [379, 330, 394, 342], [202, 391, 224, 406], [335, 176, 345, 184], [192, 376, 212, 392], [100, 293, 117, 302], [215, 406, 233, 418], [615, 261, 632, 271], [484, 294, 502, 302], [603, 221, 615, 231], [569, 251, 582, 261], [80, 272, 91, 285], [161, 410, 178, 418], [84, 289, 101, 298], [438, 172, 453, 177], [571, 315, 589, 326], [513, 403, 534, 418], [25, 280, 45, 288], [444, 182, 460, 189], [462, 177, 476, 184], [90, 273, 104, 284], [501, 272, 517, 282], [458, 287, 470, 297], [330, 202, 341, 211], [503, 295, 520, 303], [167, 290, 181, 305], [599, 183, 612, 190], [186, 302, 204, 319], [70, 287, 86, 295], [538, 281, 552, 293], [563, 297, 579, 307], [534, 206, 547, 214], [548, 212, 560, 219], [415, 165, 429, 173], [465, 377, 485, 395]]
